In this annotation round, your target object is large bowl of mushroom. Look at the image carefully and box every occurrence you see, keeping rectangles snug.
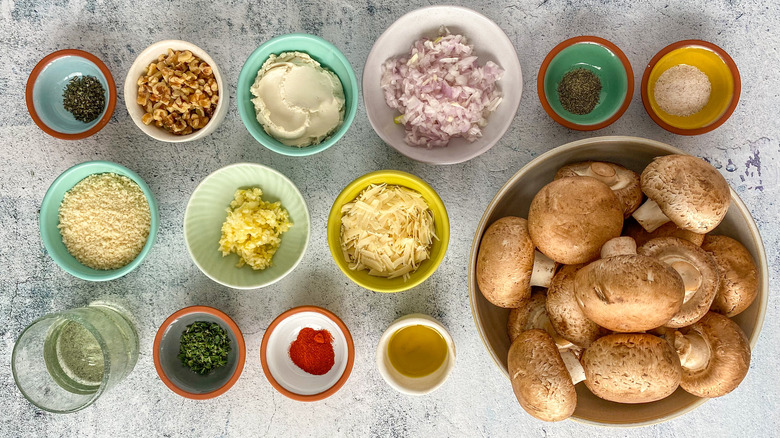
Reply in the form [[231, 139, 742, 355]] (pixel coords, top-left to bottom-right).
[[468, 135, 768, 426]]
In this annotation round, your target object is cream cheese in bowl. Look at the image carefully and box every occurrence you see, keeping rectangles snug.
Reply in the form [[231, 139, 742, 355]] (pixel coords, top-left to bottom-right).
[[250, 52, 345, 147]]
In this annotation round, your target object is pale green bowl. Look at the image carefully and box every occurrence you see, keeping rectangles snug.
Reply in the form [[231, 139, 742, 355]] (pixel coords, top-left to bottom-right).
[[39, 161, 159, 281], [184, 163, 310, 289]]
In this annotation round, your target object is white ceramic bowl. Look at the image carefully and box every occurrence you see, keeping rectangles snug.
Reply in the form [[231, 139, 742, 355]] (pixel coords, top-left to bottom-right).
[[124, 40, 228, 142], [376, 314, 456, 395], [468, 136, 768, 426], [260, 306, 354, 401], [363, 6, 522, 165]]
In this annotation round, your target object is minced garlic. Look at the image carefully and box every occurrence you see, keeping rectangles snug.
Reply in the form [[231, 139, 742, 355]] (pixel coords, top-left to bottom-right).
[[340, 184, 437, 280], [58, 173, 151, 270], [218, 187, 292, 270]]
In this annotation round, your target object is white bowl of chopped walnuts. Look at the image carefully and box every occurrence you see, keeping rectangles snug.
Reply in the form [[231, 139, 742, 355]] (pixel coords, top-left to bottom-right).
[[124, 40, 228, 142]]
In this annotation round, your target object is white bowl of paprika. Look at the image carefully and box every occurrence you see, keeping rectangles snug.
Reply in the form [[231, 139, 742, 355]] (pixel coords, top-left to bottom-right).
[[260, 306, 355, 401]]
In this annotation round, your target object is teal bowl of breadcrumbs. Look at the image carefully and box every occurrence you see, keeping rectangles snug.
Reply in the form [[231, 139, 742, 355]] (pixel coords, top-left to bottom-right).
[[40, 161, 160, 281]]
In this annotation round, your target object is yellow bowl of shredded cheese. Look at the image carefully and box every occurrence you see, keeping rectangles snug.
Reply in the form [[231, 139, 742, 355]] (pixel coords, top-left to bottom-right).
[[184, 163, 310, 289], [327, 170, 450, 293]]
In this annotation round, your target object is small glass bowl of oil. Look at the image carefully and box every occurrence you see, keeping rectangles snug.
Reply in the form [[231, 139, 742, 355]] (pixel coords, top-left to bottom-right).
[[376, 314, 456, 395]]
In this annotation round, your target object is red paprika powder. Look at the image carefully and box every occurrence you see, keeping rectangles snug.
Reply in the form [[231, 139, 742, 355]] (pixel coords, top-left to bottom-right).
[[289, 327, 335, 375]]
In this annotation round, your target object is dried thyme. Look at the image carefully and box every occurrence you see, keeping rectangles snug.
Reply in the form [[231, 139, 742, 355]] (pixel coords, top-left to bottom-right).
[[178, 321, 231, 375], [557, 68, 601, 115], [62, 75, 106, 123]]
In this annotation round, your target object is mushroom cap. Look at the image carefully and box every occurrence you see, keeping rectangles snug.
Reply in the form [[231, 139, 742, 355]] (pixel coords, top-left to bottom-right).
[[477, 217, 534, 308], [639, 237, 720, 328], [507, 290, 547, 342], [678, 312, 751, 398], [555, 161, 643, 218], [574, 254, 685, 332], [701, 235, 759, 317], [546, 264, 609, 347], [640, 155, 730, 233], [582, 333, 682, 404], [528, 177, 624, 265], [508, 329, 577, 422], [622, 217, 705, 247]]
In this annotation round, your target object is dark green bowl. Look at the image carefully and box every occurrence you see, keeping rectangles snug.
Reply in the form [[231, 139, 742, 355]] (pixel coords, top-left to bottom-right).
[[538, 36, 633, 130]]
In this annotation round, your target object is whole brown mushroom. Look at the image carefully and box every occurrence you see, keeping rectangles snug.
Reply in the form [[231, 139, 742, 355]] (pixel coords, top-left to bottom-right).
[[477, 217, 557, 308], [575, 238, 685, 332], [671, 312, 751, 398], [508, 330, 581, 422], [632, 155, 730, 233], [546, 264, 609, 348], [528, 176, 623, 265], [701, 235, 759, 317], [639, 237, 720, 328], [581, 333, 682, 404], [555, 161, 643, 218]]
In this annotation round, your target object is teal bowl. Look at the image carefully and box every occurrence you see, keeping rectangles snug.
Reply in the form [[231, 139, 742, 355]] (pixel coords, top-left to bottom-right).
[[184, 163, 311, 289], [538, 36, 633, 131], [26, 49, 116, 140], [39, 161, 160, 281], [237, 33, 358, 157]]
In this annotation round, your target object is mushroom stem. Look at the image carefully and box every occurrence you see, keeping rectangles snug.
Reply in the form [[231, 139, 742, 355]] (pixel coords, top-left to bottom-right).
[[670, 260, 703, 298], [674, 331, 711, 372], [632, 199, 671, 232], [530, 250, 556, 288], [584, 162, 620, 186], [601, 237, 637, 258], [560, 349, 586, 385]]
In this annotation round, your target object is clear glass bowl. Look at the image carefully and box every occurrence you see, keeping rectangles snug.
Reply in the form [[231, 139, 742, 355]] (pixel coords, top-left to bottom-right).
[[12, 303, 139, 413]]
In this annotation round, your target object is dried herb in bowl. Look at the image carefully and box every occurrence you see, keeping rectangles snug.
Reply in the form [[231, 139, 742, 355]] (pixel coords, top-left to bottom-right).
[[178, 321, 231, 375], [62, 75, 106, 123], [557, 68, 601, 115]]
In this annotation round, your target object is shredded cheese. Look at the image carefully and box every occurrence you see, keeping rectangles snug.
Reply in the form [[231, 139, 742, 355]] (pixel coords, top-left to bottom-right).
[[339, 184, 437, 280], [218, 187, 292, 270]]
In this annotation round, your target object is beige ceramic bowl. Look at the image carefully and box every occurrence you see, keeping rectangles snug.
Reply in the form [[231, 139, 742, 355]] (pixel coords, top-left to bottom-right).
[[124, 40, 228, 142], [468, 136, 768, 426]]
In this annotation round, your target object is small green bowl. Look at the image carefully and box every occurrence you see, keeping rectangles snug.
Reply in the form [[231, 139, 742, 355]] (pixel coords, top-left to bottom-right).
[[184, 163, 310, 289], [326, 170, 450, 293], [538, 36, 634, 131], [237, 33, 358, 157], [39, 161, 160, 281]]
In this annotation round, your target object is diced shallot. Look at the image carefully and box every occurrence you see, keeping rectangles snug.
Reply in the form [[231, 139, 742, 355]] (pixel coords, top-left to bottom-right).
[[380, 32, 504, 148]]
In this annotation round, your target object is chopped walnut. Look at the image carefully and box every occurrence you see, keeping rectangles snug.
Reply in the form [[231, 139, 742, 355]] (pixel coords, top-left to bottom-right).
[[136, 48, 218, 135]]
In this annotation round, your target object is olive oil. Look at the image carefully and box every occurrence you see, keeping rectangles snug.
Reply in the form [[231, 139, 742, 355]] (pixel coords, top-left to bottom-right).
[[387, 324, 447, 378]]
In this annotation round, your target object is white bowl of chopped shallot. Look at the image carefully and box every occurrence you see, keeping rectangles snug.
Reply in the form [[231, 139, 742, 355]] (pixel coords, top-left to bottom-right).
[[363, 6, 522, 165]]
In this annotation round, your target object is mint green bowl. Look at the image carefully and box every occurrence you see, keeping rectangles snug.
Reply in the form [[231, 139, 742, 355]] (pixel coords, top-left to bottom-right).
[[184, 163, 310, 289], [39, 161, 159, 281], [237, 33, 358, 157], [538, 37, 634, 130]]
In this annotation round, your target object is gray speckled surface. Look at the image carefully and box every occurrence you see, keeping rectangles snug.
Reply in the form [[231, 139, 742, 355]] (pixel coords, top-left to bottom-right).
[[1, 0, 778, 436]]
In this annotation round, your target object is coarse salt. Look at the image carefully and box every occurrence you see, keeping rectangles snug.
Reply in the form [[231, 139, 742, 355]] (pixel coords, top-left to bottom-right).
[[653, 64, 711, 117]]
